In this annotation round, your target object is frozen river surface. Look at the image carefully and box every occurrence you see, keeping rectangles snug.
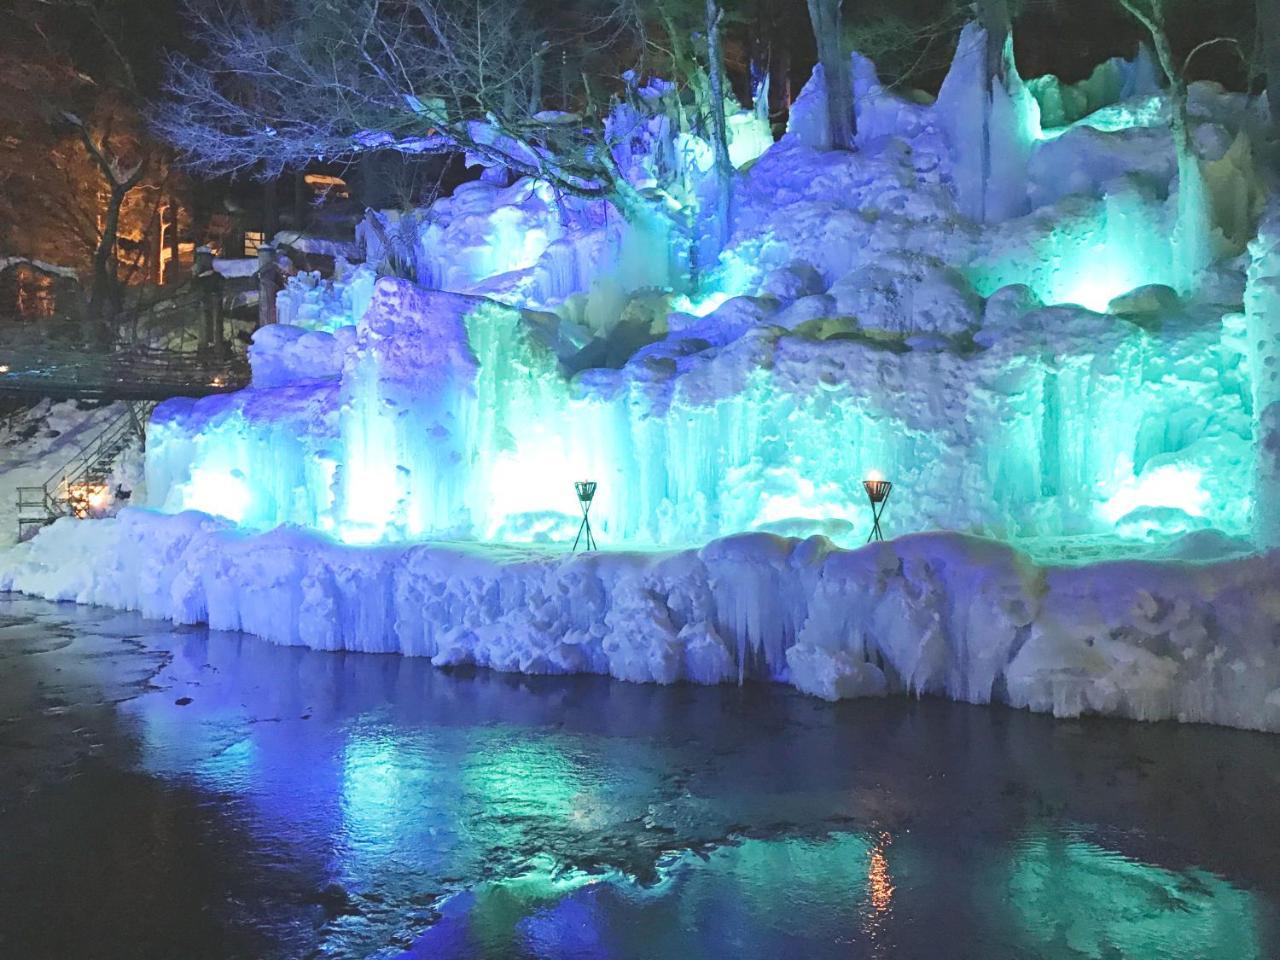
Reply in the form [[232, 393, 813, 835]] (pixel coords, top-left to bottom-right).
[[2, 594, 1279, 960]]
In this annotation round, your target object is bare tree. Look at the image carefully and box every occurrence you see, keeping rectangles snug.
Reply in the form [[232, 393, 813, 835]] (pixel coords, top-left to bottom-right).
[[635, 0, 735, 244], [1116, 0, 1191, 160], [154, 0, 672, 231], [805, 0, 855, 150], [4, 1, 175, 326], [65, 114, 148, 324], [1116, 0, 1214, 282]]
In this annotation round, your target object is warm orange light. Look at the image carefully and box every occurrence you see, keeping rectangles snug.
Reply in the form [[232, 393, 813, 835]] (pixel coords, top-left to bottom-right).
[[66, 482, 111, 519], [867, 834, 894, 915]]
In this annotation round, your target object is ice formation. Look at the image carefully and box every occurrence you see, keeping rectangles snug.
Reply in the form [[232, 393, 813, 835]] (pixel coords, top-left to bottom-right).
[[141, 43, 1260, 548], [3, 512, 1276, 731], [5, 25, 1279, 725]]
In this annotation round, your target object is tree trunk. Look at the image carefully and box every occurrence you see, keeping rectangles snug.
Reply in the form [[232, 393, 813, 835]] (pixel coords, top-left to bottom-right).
[[1259, 0, 1280, 136], [530, 46, 545, 116], [263, 177, 278, 240], [559, 50, 572, 112], [705, 0, 734, 249], [1119, 1, 1188, 155], [257, 244, 279, 331], [224, 211, 246, 259], [976, 0, 1014, 224], [89, 182, 128, 331], [1118, 0, 1208, 291], [978, 0, 1011, 89], [805, 0, 855, 150], [293, 170, 308, 230], [148, 205, 162, 290], [167, 198, 181, 283]]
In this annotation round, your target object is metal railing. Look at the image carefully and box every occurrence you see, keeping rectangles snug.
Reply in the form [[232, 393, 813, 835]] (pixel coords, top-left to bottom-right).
[[15, 400, 154, 541], [0, 281, 254, 400]]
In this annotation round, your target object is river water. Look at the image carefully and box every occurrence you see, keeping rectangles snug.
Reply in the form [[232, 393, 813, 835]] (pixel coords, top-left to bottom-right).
[[2, 594, 1279, 959]]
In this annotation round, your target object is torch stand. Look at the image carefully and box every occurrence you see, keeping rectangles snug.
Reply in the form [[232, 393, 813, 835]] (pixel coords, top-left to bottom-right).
[[573, 481, 598, 552]]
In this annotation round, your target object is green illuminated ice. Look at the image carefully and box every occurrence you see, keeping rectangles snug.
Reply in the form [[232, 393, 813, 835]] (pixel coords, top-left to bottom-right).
[[141, 27, 1266, 555]]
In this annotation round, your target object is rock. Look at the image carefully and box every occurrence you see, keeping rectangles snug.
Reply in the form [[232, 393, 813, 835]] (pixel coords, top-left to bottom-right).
[[773, 294, 838, 330], [828, 252, 981, 336], [982, 283, 1044, 331], [757, 261, 826, 302], [1108, 283, 1179, 316]]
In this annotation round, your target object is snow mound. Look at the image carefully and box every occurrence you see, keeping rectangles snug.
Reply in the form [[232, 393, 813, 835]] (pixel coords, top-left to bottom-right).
[[3, 510, 1279, 732]]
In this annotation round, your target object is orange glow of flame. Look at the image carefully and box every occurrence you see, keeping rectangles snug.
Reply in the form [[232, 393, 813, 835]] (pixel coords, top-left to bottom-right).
[[67, 482, 111, 518]]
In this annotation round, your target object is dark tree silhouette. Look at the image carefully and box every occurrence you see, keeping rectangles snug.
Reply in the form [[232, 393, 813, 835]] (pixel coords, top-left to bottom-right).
[[805, 0, 855, 150]]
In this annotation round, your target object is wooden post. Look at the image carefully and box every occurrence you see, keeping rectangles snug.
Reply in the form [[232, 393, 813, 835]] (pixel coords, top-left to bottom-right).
[[193, 245, 225, 358], [256, 244, 279, 331]]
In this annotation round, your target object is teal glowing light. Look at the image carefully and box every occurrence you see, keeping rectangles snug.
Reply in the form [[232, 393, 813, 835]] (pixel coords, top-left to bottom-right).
[[967, 179, 1179, 312], [151, 204, 1251, 550], [1099, 463, 1210, 526], [460, 736, 588, 825], [1004, 831, 1267, 959], [1037, 96, 1166, 142], [671, 290, 732, 318]]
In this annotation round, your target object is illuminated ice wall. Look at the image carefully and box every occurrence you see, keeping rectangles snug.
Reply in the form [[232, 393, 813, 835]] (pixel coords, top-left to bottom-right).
[[144, 30, 1262, 550], [147, 269, 1252, 547]]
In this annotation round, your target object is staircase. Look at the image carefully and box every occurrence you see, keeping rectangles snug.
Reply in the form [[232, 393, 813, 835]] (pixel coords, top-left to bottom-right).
[[16, 401, 155, 541]]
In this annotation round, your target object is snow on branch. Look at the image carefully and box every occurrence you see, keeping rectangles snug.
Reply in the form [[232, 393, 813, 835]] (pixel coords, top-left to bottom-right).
[[152, 0, 640, 204]]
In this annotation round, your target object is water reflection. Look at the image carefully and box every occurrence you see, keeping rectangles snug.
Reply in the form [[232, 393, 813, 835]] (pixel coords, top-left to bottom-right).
[[402, 830, 1271, 960], [2, 597, 1280, 959], [1002, 829, 1267, 959], [864, 831, 895, 943]]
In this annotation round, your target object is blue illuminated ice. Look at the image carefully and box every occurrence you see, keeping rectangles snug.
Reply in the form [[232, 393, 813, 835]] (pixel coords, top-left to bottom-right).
[[4, 24, 1278, 727]]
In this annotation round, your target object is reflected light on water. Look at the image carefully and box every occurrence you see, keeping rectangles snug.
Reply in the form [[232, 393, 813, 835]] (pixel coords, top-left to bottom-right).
[[867, 832, 895, 916], [860, 830, 896, 955], [9, 602, 1280, 960]]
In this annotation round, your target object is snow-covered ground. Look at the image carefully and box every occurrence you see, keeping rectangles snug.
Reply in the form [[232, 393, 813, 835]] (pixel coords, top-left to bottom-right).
[[0, 401, 145, 548]]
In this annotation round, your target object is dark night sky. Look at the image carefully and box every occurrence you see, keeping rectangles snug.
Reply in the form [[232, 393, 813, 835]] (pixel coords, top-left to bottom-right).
[[10, 0, 1259, 102]]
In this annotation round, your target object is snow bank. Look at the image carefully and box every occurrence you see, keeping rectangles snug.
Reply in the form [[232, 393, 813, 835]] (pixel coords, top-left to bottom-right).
[[0, 401, 145, 547], [2, 508, 1276, 731]]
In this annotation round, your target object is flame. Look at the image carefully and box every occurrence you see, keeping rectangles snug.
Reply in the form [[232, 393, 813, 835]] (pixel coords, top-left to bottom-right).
[[865, 469, 884, 483], [66, 482, 111, 518]]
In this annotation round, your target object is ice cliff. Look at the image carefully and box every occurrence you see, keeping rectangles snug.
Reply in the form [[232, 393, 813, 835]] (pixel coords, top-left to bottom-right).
[[2, 511, 1275, 731], [4, 26, 1278, 729]]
